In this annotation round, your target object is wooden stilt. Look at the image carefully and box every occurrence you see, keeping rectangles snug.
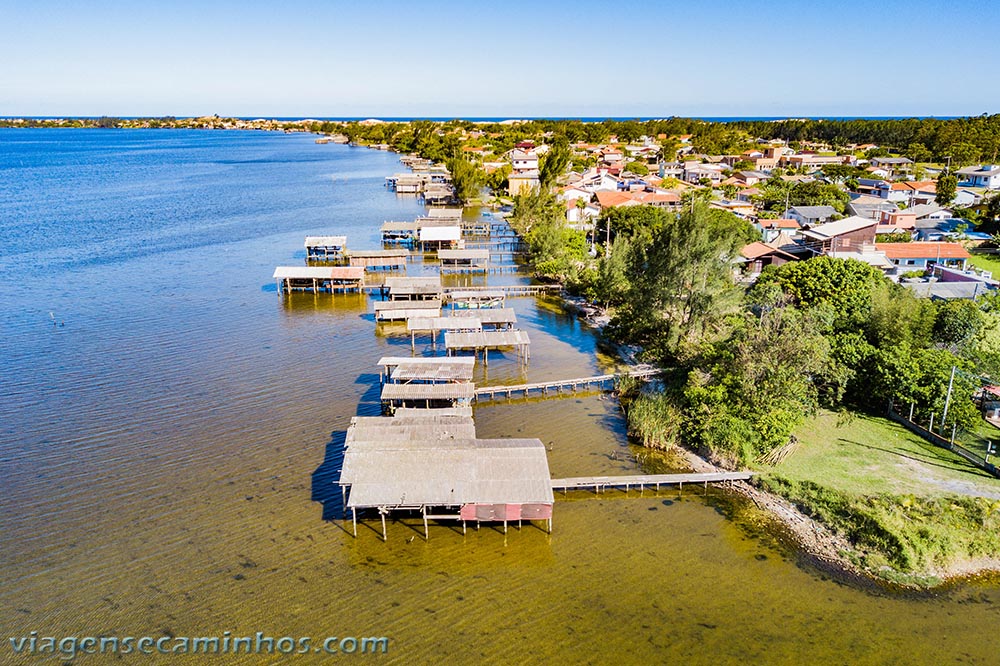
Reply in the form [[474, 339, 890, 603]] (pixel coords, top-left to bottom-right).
[[423, 507, 429, 540], [503, 519, 507, 534], [352, 507, 357, 537], [380, 509, 387, 541]]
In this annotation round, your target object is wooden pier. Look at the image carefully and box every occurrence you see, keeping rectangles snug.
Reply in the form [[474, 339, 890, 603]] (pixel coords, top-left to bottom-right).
[[273, 266, 365, 293], [551, 471, 753, 494], [474, 367, 661, 401], [442, 284, 561, 300]]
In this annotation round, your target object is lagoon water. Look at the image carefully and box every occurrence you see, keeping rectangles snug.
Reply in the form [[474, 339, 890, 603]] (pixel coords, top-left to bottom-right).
[[2, 128, 999, 664]]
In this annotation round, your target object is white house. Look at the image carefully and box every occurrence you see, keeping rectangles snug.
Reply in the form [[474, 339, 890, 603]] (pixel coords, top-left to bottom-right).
[[956, 165, 1000, 190], [510, 149, 539, 174]]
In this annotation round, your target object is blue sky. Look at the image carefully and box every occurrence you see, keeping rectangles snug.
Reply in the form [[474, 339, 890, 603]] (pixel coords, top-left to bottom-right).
[[1, 0, 998, 117]]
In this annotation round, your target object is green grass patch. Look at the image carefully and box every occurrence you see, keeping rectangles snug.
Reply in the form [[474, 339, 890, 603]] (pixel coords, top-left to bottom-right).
[[968, 253, 1000, 277], [759, 475, 1000, 575], [770, 410, 1000, 497], [757, 410, 1000, 582]]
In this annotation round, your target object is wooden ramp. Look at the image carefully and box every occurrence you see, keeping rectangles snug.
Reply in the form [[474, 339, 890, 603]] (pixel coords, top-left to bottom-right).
[[475, 367, 661, 402], [551, 471, 753, 493]]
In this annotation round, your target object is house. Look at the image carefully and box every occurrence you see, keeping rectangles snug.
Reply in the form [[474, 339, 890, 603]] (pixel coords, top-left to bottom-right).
[[508, 171, 540, 196], [879, 209, 917, 230], [739, 241, 800, 275], [799, 216, 878, 253], [956, 164, 1000, 190], [565, 198, 600, 227], [786, 205, 837, 226], [869, 156, 914, 178], [781, 154, 853, 170], [826, 245, 895, 271], [757, 218, 802, 243], [875, 242, 970, 272], [711, 200, 756, 218], [510, 149, 539, 174], [734, 170, 770, 186], [594, 190, 680, 210], [905, 203, 952, 221], [601, 149, 624, 167], [683, 162, 726, 184], [953, 189, 983, 206], [848, 195, 900, 220]]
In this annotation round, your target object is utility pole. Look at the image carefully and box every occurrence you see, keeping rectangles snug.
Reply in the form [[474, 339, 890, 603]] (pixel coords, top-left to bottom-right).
[[941, 364, 957, 428]]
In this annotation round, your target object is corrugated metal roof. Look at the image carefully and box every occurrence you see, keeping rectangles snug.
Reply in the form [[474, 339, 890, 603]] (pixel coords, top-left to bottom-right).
[[381, 383, 476, 401], [272, 266, 365, 280], [438, 249, 491, 260], [407, 317, 483, 333], [393, 406, 474, 418], [452, 308, 518, 324], [445, 330, 530, 349], [342, 438, 554, 508], [378, 356, 476, 368], [304, 236, 347, 247], [390, 362, 475, 382], [419, 226, 462, 242], [373, 299, 442, 311]]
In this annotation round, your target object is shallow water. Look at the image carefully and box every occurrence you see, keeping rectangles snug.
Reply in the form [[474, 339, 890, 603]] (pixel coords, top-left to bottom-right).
[[2, 129, 1000, 664]]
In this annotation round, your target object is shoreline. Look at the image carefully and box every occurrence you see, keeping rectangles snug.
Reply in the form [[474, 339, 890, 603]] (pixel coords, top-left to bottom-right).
[[556, 289, 1000, 591]]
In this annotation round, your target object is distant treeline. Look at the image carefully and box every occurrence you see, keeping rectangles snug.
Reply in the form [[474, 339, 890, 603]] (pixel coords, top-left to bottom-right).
[[6, 115, 999, 166]]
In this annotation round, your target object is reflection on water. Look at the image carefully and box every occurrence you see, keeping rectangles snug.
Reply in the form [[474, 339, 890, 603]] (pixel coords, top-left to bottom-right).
[[2, 130, 999, 665]]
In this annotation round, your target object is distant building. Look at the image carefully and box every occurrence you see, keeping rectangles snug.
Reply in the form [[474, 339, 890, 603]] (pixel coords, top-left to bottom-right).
[[786, 205, 837, 226], [956, 165, 1000, 190]]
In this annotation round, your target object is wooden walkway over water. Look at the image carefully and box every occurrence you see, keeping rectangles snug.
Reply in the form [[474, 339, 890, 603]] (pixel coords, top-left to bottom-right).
[[475, 367, 661, 401], [551, 471, 753, 494], [442, 284, 561, 299]]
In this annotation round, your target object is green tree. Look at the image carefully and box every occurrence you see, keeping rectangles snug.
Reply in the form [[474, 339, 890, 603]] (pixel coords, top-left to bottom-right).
[[753, 256, 887, 329], [607, 203, 757, 358], [446, 156, 483, 204], [625, 160, 650, 176], [538, 140, 570, 190], [936, 172, 957, 206]]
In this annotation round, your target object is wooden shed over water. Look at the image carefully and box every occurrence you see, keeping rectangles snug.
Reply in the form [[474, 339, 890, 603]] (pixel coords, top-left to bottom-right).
[[340, 426, 554, 538], [304, 236, 347, 260], [445, 330, 531, 363], [272, 266, 365, 293], [418, 225, 462, 251], [385, 276, 443, 301], [452, 308, 518, 330], [439, 249, 490, 272], [345, 248, 410, 270], [373, 299, 442, 321], [377, 356, 476, 383], [446, 289, 507, 309]]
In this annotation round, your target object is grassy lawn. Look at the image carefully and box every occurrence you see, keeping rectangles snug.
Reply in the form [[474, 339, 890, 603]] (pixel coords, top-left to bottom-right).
[[758, 410, 1000, 580], [960, 418, 1000, 460], [768, 410, 1000, 499], [967, 253, 1000, 276]]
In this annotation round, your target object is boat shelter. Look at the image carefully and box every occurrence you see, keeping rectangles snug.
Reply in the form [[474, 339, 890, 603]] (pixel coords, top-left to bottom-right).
[[377, 356, 476, 383], [346, 249, 409, 270], [407, 316, 483, 348], [439, 249, 490, 272], [380, 382, 476, 411], [381, 221, 418, 244], [452, 308, 517, 330], [272, 266, 365, 293], [445, 330, 531, 363], [339, 430, 554, 539], [418, 225, 462, 251], [373, 299, 442, 321], [385, 276, 443, 301], [446, 289, 507, 309], [304, 236, 347, 260]]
